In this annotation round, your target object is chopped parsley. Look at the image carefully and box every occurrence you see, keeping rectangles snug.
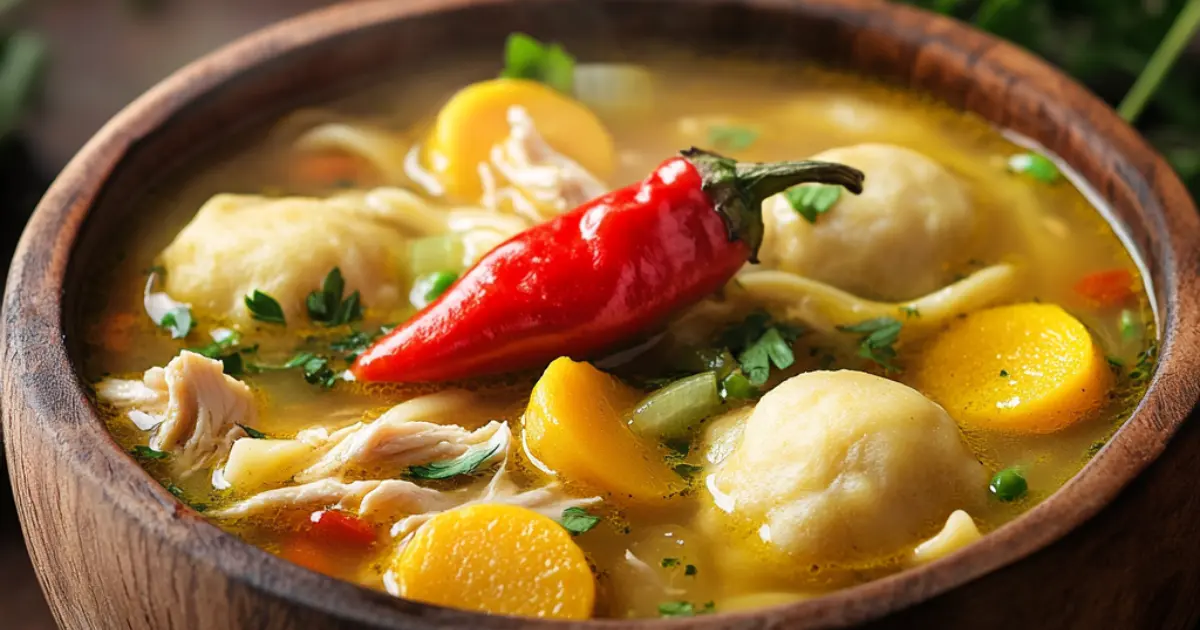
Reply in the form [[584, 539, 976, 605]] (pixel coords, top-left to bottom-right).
[[685, 564, 698, 576], [189, 331, 246, 376], [132, 445, 167, 460], [707, 125, 758, 152], [1007, 152, 1061, 183], [500, 32, 575, 94], [239, 424, 267, 439], [244, 290, 286, 325], [999, 369, 1010, 377], [330, 325, 394, 361], [658, 601, 715, 617], [837, 316, 903, 372], [281, 353, 339, 388], [720, 311, 803, 386], [159, 306, 194, 339], [1106, 356, 1125, 373], [165, 483, 185, 499], [1129, 341, 1158, 383], [673, 463, 703, 480], [784, 183, 842, 223], [1087, 440, 1107, 458], [307, 268, 363, 327], [900, 305, 921, 319], [408, 443, 501, 480], [660, 558, 680, 568], [560, 507, 601, 535]]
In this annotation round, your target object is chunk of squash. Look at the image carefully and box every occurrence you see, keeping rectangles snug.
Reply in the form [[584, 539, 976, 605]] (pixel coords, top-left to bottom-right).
[[222, 438, 316, 491], [393, 503, 595, 619], [523, 357, 684, 503], [425, 78, 615, 201], [908, 303, 1112, 434]]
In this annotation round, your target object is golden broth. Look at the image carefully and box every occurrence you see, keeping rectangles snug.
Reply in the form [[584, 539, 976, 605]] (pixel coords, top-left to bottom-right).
[[84, 58, 1153, 618]]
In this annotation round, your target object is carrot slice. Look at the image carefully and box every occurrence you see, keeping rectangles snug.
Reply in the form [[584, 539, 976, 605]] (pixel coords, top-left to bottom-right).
[[280, 537, 338, 576], [1073, 268, 1134, 307]]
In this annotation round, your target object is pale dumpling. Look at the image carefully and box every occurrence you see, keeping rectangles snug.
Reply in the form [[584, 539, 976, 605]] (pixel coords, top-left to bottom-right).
[[759, 143, 976, 301], [703, 370, 984, 573], [160, 193, 407, 324]]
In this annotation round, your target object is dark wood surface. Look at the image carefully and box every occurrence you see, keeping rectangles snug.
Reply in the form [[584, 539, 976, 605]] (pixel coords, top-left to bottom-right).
[[2, 1, 1199, 629]]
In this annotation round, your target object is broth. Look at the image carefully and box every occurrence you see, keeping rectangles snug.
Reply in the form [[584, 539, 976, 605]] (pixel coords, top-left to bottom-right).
[[84, 51, 1153, 619]]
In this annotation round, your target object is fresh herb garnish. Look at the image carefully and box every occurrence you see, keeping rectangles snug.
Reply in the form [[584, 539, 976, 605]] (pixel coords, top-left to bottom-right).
[[837, 317, 904, 372], [1007, 152, 1061, 183], [999, 369, 1010, 377], [239, 424, 267, 439], [673, 463, 703, 480], [720, 311, 803, 386], [159, 306, 194, 339], [132, 445, 167, 460], [307, 268, 363, 327], [1106, 356, 1125, 373], [296, 354, 339, 388], [658, 601, 695, 617], [707, 125, 758, 152], [329, 325, 394, 361], [900, 305, 921, 319], [1130, 341, 1158, 383], [560, 506, 601, 535], [166, 483, 185, 499], [1087, 440, 1107, 458], [783, 183, 842, 223], [189, 331, 246, 376], [660, 557, 680, 568], [664, 438, 691, 457], [500, 32, 575, 94], [408, 443, 501, 480], [685, 564, 698, 576], [244, 290, 286, 325]]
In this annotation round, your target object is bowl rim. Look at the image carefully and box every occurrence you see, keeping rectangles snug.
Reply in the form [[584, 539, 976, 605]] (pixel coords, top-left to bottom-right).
[[4, 0, 1199, 627]]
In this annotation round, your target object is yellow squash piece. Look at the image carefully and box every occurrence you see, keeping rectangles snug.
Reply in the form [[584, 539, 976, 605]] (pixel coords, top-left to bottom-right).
[[425, 78, 615, 201], [908, 303, 1112, 434], [394, 504, 595, 619], [523, 357, 684, 503]]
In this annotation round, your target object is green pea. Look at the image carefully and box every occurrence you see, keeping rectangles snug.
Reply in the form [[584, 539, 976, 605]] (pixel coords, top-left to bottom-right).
[[989, 468, 1028, 502], [410, 270, 459, 309]]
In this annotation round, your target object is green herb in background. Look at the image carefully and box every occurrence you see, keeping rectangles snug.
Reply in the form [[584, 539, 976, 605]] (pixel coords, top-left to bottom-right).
[[899, 0, 1200, 194]]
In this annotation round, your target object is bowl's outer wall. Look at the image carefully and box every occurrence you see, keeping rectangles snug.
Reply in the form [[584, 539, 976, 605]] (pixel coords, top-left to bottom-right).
[[4, 1, 1199, 629]]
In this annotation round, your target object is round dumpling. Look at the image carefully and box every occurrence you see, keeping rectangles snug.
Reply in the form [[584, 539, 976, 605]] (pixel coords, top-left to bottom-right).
[[160, 193, 407, 325], [759, 143, 976, 301], [702, 370, 984, 574]]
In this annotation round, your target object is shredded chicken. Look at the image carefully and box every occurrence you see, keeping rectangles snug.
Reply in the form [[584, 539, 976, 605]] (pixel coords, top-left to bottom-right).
[[291, 392, 502, 483], [209, 478, 453, 520], [485, 105, 608, 222], [96, 351, 251, 476], [389, 461, 602, 539]]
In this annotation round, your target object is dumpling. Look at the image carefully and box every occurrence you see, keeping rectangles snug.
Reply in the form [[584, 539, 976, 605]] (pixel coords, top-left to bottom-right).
[[159, 193, 407, 324], [702, 370, 984, 575], [759, 143, 976, 301]]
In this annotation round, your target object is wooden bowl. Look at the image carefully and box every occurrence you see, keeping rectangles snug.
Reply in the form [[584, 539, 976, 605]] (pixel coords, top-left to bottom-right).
[[4, 1, 1199, 628]]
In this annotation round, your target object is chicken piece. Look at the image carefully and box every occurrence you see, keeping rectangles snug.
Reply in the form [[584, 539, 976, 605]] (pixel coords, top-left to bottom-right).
[[293, 418, 508, 483], [209, 478, 448, 519], [96, 352, 252, 476], [484, 106, 609, 222]]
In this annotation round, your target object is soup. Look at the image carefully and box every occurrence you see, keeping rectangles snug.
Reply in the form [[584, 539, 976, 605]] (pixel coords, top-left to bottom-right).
[[85, 36, 1155, 620]]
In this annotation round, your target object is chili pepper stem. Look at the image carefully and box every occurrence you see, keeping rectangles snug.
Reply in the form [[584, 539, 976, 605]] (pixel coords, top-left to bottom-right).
[[681, 147, 865, 262]]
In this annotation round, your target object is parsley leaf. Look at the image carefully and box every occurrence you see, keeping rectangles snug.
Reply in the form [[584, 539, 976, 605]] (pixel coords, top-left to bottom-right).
[[900, 305, 921, 319], [159, 306, 194, 339], [661, 558, 680, 568], [165, 483, 185, 499], [500, 32, 575, 94], [784, 184, 842, 223], [1007, 152, 1061, 183], [560, 507, 601, 535], [244, 290, 286, 325], [239, 424, 267, 439], [659, 601, 713, 617], [738, 327, 797, 386], [408, 443, 501, 480], [189, 331, 245, 376], [707, 125, 758, 152], [838, 317, 904, 372], [132, 445, 167, 460], [673, 463, 703, 480], [685, 564, 698, 576], [298, 354, 339, 389], [329, 325, 393, 361], [307, 268, 364, 327]]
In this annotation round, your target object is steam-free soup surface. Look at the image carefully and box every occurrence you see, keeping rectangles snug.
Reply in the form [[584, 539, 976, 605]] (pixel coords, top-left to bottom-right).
[[85, 44, 1154, 619]]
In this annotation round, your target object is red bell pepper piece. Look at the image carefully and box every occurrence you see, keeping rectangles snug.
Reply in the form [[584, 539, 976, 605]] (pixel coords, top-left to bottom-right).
[[1073, 268, 1134, 307], [353, 149, 863, 383], [308, 509, 377, 547]]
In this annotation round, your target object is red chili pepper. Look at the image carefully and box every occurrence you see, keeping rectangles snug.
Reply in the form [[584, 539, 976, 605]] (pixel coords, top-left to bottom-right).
[[308, 509, 377, 547], [1073, 268, 1134, 307], [353, 149, 863, 383]]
